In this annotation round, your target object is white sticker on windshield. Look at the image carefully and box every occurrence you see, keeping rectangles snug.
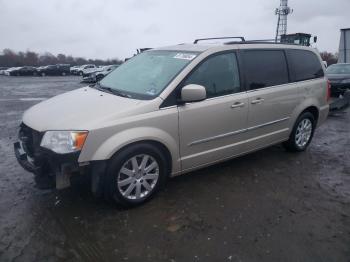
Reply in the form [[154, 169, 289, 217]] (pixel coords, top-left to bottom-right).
[[174, 53, 197, 60]]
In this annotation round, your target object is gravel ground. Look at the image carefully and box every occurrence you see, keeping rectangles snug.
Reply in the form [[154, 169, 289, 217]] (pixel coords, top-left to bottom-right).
[[0, 75, 349, 262]]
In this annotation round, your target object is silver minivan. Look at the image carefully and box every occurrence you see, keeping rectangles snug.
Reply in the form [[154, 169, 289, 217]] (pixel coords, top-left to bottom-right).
[[15, 39, 330, 207]]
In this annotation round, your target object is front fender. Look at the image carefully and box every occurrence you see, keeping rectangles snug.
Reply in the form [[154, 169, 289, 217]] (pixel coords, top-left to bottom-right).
[[79, 127, 181, 175]]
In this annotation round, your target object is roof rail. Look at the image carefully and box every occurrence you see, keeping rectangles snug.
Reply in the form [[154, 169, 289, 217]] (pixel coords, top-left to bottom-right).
[[224, 40, 301, 46], [194, 36, 245, 44]]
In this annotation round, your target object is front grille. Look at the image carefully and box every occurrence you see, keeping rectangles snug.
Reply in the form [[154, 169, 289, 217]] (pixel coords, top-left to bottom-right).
[[18, 123, 43, 157]]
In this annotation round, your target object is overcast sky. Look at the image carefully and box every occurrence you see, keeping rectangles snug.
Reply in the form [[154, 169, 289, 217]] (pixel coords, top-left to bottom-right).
[[0, 0, 349, 60]]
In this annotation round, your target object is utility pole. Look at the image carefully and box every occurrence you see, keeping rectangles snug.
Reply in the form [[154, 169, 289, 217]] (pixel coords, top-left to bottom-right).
[[275, 0, 292, 42]]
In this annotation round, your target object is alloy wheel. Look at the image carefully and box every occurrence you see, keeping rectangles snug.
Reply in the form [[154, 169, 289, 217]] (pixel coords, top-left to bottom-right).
[[117, 154, 159, 200], [295, 118, 313, 148]]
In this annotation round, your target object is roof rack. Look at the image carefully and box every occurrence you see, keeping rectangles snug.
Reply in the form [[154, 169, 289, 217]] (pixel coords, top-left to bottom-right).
[[224, 39, 302, 46], [194, 36, 245, 44]]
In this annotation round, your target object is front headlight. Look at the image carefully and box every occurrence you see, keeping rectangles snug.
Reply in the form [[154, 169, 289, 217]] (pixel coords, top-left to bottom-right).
[[341, 79, 350, 84], [40, 131, 88, 154]]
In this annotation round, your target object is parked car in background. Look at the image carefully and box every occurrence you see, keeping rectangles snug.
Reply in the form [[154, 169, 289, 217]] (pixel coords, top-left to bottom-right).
[[82, 65, 119, 83], [70, 65, 81, 75], [326, 63, 350, 96], [0, 67, 9, 75], [37, 64, 70, 76], [5, 66, 38, 76], [82, 65, 104, 78], [4, 67, 19, 76], [14, 40, 329, 207], [76, 64, 96, 76]]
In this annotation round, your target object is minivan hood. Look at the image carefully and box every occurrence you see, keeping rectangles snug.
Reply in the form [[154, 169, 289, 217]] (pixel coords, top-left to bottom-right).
[[23, 87, 155, 132]]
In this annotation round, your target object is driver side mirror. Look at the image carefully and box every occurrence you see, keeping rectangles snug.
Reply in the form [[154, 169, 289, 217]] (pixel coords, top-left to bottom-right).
[[181, 84, 206, 103]]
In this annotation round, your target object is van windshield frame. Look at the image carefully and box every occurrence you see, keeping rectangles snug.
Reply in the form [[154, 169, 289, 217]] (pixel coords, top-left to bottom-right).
[[100, 50, 200, 100]]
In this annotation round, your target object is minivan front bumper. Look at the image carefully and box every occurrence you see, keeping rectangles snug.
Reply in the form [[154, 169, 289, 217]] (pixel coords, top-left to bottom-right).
[[14, 123, 82, 189]]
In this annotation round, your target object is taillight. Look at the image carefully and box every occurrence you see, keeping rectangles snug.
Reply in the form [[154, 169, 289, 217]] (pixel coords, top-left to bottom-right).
[[326, 80, 331, 103]]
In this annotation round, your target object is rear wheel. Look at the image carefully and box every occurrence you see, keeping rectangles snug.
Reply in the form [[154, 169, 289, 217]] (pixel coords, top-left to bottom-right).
[[283, 112, 315, 152], [104, 143, 168, 207]]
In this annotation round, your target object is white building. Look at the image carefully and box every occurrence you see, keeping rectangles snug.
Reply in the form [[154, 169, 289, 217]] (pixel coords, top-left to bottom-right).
[[338, 28, 350, 63]]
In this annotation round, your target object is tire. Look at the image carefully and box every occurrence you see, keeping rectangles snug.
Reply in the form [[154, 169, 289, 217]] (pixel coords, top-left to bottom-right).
[[104, 143, 168, 207], [79, 71, 83, 76], [41, 72, 46, 77], [283, 112, 316, 152], [62, 72, 66, 76]]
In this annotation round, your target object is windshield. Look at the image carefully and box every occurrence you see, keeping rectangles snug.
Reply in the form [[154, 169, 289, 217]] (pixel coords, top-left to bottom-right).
[[100, 50, 199, 99], [327, 64, 350, 74]]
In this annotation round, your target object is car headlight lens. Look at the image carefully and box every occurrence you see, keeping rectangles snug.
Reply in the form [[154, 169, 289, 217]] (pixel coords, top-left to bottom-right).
[[40, 131, 88, 154], [341, 79, 350, 84]]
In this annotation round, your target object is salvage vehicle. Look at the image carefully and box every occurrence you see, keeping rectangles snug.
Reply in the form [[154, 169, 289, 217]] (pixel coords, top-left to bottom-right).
[[38, 64, 70, 76], [14, 38, 329, 207], [6, 66, 38, 76], [326, 63, 350, 96], [82, 65, 119, 83]]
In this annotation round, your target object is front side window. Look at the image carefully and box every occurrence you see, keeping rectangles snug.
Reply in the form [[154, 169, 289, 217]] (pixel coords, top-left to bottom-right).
[[100, 50, 199, 99], [183, 52, 241, 98], [287, 50, 324, 81], [243, 50, 289, 90]]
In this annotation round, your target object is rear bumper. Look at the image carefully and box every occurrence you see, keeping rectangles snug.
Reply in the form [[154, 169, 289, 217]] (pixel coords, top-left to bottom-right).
[[330, 83, 350, 96]]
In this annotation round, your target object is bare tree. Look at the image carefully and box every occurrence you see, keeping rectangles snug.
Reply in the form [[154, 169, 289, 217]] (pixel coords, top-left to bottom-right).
[[0, 49, 122, 67], [320, 51, 338, 66]]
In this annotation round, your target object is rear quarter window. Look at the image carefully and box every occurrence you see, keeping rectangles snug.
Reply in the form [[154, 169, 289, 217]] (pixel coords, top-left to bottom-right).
[[286, 49, 324, 82], [242, 50, 289, 90]]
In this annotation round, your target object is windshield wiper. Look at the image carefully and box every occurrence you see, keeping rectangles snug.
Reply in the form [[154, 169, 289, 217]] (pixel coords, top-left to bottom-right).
[[92, 82, 131, 98]]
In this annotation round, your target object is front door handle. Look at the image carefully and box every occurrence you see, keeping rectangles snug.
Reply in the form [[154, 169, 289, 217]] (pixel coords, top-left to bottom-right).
[[231, 102, 245, 108], [251, 98, 264, 104]]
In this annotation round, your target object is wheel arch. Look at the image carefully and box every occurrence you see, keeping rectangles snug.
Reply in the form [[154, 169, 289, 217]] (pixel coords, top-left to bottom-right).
[[79, 127, 180, 175], [301, 106, 319, 124]]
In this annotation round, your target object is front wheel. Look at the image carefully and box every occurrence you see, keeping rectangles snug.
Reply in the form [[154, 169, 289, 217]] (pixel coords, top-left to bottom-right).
[[283, 112, 315, 152], [104, 143, 168, 207]]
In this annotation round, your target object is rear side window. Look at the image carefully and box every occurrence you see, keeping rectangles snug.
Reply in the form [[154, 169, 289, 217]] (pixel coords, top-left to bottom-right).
[[286, 50, 324, 82], [243, 50, 289, 90], [183, 52, 241, 98]]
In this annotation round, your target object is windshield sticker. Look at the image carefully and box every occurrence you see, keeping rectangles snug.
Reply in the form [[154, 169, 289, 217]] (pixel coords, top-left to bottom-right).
[[173, 53, 197, 60]]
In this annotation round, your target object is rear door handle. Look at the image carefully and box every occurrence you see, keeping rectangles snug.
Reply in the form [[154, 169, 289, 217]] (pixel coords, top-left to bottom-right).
[[231, 102, 245, 108], [251, 98, 264, 104]]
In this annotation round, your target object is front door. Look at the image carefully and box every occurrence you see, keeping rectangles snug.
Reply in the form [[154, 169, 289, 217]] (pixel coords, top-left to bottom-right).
[[178, 52, 248, 171]]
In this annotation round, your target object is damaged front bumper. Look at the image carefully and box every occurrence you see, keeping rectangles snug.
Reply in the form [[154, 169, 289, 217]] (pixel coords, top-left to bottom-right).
[[14, 138, 81, 189], [13, 124, 106, 192]]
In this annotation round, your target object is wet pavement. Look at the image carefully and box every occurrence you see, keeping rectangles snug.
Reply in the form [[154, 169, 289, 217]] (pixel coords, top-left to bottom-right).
[[0, 75, 349, 262]]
